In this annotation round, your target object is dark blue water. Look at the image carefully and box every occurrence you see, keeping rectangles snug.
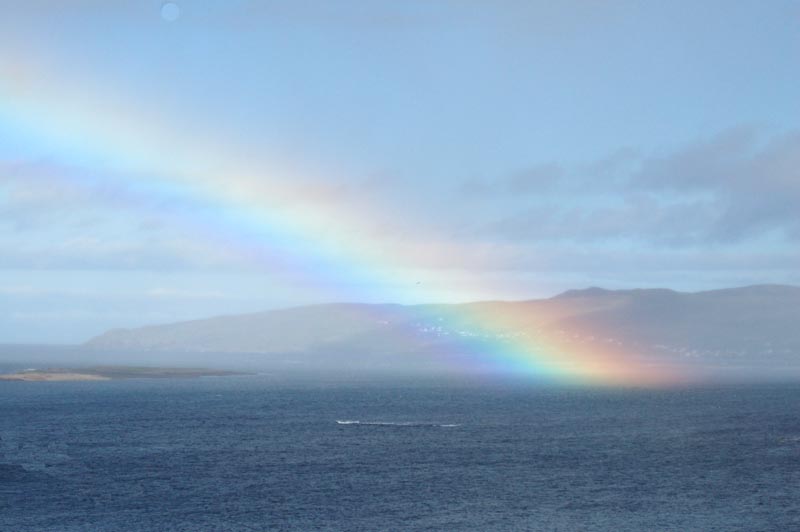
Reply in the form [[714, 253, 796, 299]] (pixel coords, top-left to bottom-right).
[[2, 377, 800, 531]]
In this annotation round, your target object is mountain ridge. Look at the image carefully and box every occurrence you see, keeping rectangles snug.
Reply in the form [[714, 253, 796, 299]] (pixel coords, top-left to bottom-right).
[[84, 285, 800, 377]]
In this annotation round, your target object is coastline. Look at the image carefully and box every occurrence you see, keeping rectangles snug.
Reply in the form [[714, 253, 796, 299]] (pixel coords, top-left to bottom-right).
[[0, 372, 110, 382], [0, 366, 247, 382]]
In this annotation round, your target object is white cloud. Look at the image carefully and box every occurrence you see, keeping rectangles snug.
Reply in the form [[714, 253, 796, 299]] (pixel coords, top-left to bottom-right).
[[145, 287, 228, 300], [462, 128, 800, 249]]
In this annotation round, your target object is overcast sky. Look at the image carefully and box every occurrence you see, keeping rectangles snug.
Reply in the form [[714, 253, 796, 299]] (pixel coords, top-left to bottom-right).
[[1, 0, 799, 343]]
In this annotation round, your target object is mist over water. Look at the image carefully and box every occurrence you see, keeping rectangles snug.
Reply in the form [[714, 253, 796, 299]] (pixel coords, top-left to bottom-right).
[[2, 342, 799, 387]]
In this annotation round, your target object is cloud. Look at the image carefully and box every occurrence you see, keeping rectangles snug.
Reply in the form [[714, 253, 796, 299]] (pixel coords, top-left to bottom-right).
[[0, 285, 43, 296], [0, 162, 251, 270], [465, 128, 800, 248], [145, 287, 228, 300], [460, 163, 564, 197], [479, 194, 721, 246], [0, 161, 186, 231], [3, 127, 798, 283], [0, 233, 256, 271], [634, 129, 800, 243]]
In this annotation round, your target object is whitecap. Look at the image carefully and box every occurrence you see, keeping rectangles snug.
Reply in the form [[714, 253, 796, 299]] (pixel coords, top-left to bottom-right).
[[335, 420, 460, 427]]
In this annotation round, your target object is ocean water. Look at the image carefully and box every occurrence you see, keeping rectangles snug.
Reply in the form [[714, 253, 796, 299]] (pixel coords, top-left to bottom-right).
[[2, 377, 800, 531]]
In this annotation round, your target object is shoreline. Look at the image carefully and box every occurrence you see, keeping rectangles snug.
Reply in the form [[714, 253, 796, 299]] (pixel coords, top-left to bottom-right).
[[0, 366, 247, 382]]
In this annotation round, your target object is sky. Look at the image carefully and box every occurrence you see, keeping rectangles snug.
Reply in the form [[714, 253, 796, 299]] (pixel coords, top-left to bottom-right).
[[1, 0, 799, 343]]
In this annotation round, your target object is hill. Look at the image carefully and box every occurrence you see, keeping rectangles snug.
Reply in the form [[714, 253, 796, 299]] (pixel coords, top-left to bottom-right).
[[84, 285, 800, 378]]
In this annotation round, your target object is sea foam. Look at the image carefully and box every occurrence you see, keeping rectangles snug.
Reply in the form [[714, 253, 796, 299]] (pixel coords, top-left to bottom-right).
[[336, 420, 459, 427]]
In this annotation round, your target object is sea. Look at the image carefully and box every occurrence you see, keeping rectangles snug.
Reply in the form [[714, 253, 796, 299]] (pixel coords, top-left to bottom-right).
[[2, 372, 800, 531]]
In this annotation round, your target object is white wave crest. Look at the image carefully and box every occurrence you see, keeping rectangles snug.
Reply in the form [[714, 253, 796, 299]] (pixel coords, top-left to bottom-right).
[[335, 420, 460, 427]]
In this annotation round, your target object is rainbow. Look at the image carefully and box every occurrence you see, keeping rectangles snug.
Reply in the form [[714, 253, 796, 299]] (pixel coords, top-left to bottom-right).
[[1, 54, 686, 386]]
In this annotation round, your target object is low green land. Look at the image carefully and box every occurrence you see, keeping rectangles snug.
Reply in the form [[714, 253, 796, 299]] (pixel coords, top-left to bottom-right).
[[0, 366, 248, 381]]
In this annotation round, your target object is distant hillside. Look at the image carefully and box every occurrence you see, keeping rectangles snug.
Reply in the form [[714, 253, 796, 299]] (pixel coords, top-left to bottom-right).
[[86, 285, 800, 376]]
